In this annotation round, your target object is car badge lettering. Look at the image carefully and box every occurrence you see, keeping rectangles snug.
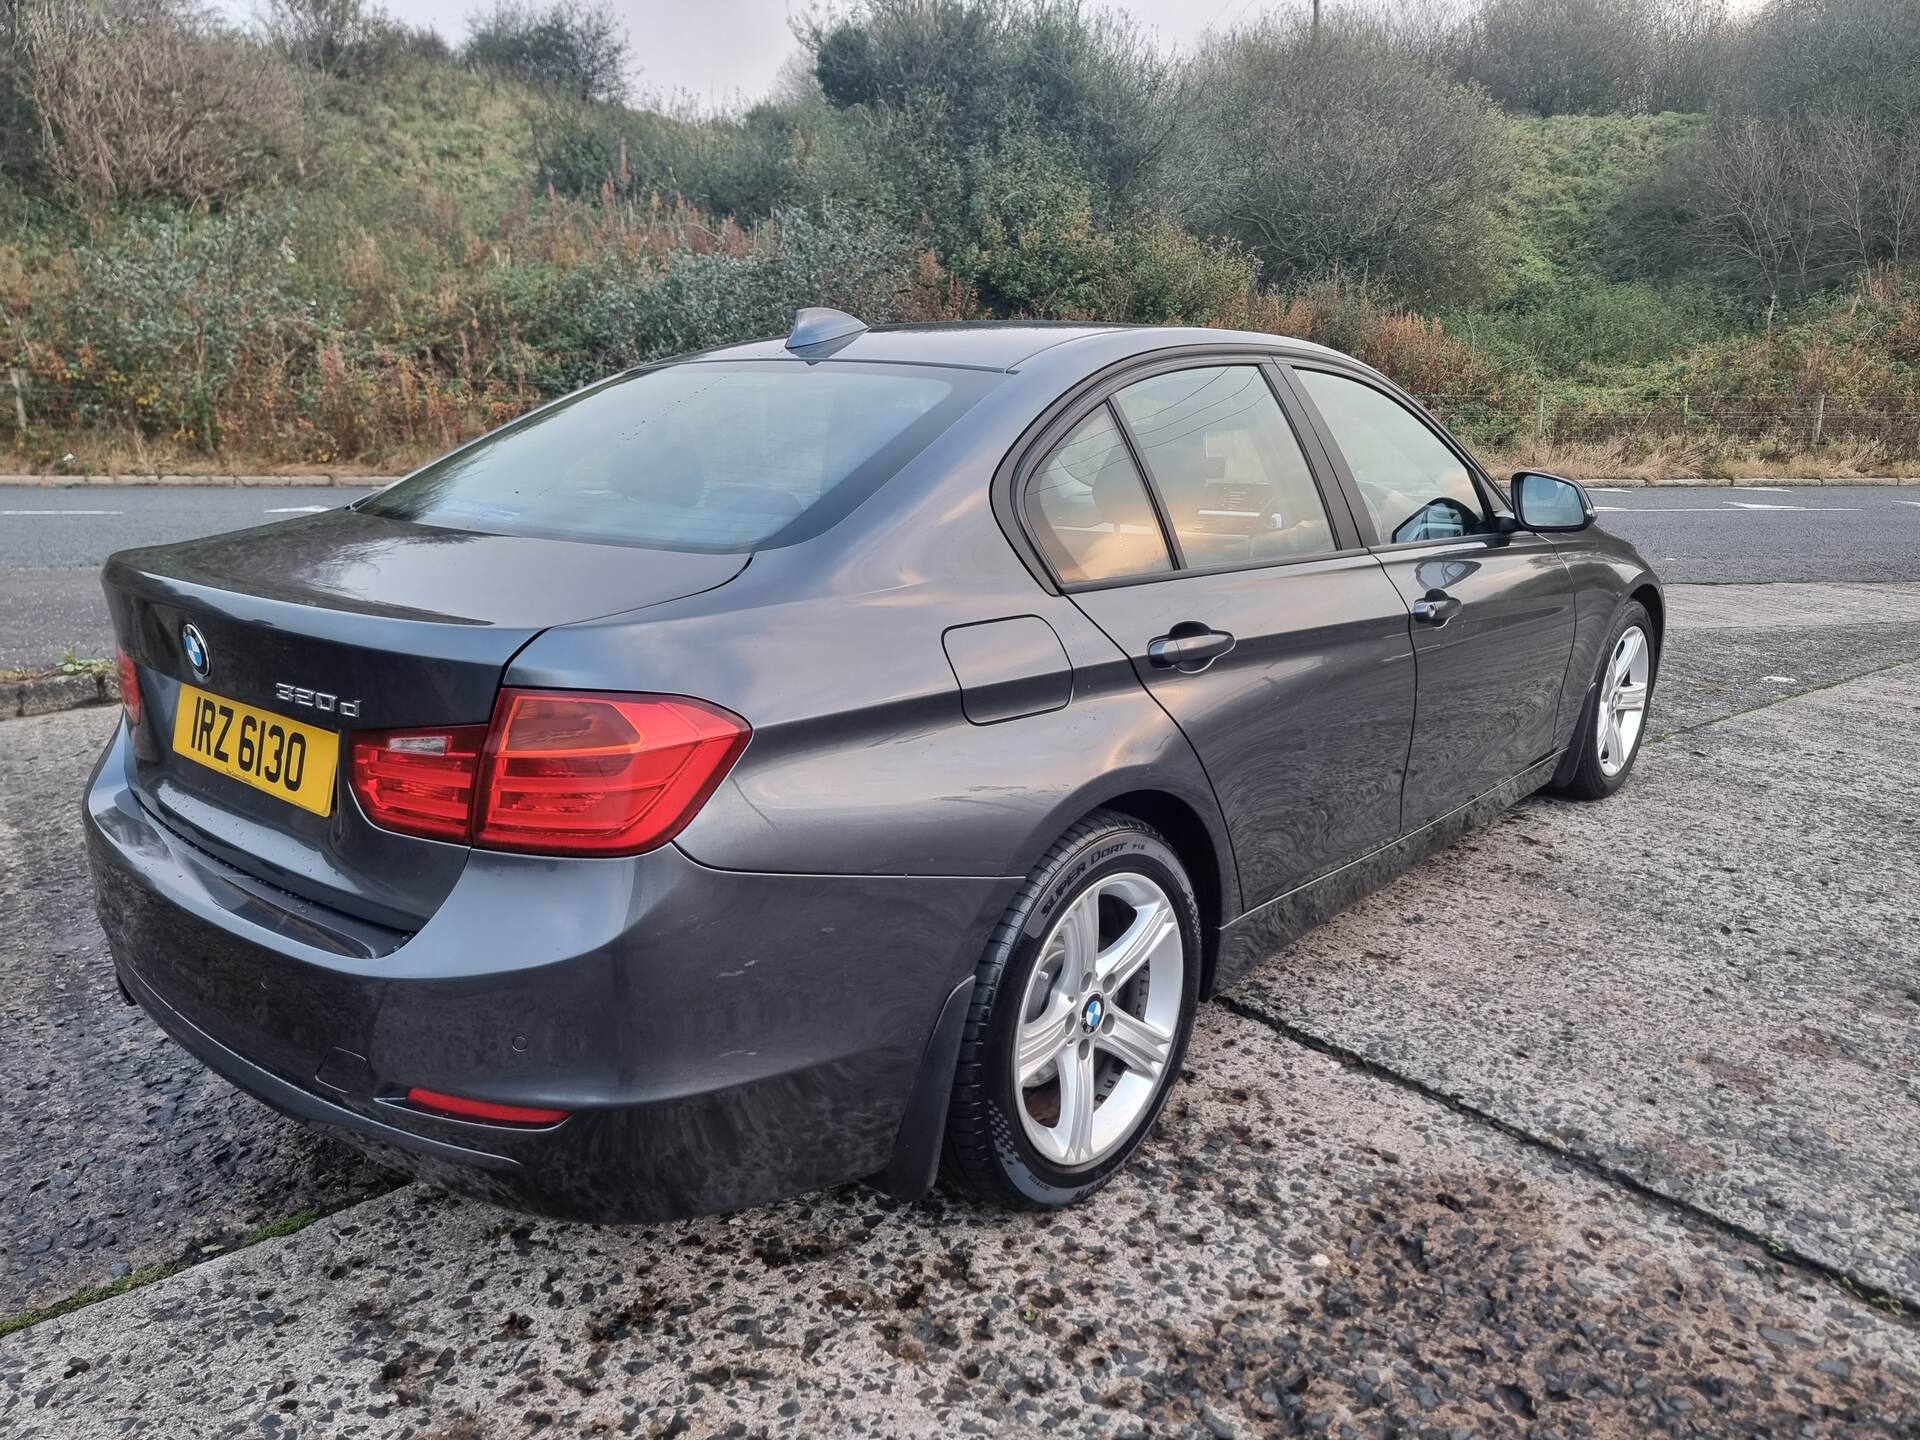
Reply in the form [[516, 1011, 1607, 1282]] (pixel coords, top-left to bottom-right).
[[276, 682, 361, 719]]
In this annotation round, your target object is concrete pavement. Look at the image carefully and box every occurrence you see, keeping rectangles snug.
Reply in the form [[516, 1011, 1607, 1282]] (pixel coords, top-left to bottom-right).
[[2, 579, 1917, 1436]]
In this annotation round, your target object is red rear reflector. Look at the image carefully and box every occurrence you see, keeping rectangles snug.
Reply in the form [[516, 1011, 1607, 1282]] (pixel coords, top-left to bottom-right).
[[116, 649, 142, 727], [350, 725, 488, 841], [474, 691, 750, 856], [404, 1087, 569, 1126]]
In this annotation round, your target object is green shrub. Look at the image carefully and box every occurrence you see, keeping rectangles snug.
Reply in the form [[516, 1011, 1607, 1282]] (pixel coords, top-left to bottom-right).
[[1176, 18, 1514, 305], [464, 0, 629, 102], [45, 205, 323, 445]]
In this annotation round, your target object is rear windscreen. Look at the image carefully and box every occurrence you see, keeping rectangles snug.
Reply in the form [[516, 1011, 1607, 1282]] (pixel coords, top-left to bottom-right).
[[360, 360, 1001, 551]]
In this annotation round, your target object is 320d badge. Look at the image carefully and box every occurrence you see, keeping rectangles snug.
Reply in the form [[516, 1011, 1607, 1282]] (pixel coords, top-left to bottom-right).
[[87, 311, 1661, 1221]]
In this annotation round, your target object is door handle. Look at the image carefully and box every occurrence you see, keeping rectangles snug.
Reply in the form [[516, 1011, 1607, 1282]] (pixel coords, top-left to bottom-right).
[[1147, 622, 1236, 673], [1412, 589, 1463, 627]]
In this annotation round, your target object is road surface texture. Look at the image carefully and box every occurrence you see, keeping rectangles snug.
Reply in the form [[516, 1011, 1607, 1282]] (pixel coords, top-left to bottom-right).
[[2, 513, 1918, 1433], [0, 487, 378, 671], [3, 482, 1918, 668]]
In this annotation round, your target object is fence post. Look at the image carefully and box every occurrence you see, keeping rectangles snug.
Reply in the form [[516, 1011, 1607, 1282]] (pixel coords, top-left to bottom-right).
[[1682, 394, 1690, 436], [6, 368, 25, 438], [1811, 392, 1825, 452], [1536, 392, 1548, 452]]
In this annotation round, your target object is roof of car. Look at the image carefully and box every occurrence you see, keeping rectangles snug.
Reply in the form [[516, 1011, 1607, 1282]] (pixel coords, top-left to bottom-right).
[[684, 321, 1349, 374]]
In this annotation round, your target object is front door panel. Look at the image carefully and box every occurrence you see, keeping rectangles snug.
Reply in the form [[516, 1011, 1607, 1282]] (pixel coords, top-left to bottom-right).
[[1071, 553, 1416, 908], [1373, 536, 1575, 829]]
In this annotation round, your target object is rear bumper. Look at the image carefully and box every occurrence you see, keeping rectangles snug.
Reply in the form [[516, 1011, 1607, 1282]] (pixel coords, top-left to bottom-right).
[[85, 720, 1012, 1221]]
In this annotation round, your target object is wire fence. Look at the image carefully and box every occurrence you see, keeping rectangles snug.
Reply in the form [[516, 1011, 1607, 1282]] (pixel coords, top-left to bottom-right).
[[1421, 391, 1920, 458], [6, 367, 1920, 463]]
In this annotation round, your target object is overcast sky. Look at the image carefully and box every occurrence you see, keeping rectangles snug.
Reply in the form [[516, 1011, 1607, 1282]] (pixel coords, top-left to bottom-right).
[[327, 0, 1311, 106]]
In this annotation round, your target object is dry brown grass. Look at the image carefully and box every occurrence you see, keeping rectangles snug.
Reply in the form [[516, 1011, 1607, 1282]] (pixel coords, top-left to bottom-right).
[[1483, 438, 1920, 481]]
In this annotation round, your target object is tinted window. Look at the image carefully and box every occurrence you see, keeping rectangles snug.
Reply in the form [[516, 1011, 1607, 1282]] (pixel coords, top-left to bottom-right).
[[1296, 370, 1488, 544], [1024, 406, 1172, 584], [362, 362, 999, 552], [1114, 366, 1335, 567]]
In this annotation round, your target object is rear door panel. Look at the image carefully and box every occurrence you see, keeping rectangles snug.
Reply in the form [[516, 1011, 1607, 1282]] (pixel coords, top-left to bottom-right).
[[1036, 355, 1419, 911], [1069, 555, 1416, 907]]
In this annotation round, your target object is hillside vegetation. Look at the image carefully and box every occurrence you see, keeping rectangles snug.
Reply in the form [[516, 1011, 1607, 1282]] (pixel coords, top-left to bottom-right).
[[1, 0, 1917, 477]]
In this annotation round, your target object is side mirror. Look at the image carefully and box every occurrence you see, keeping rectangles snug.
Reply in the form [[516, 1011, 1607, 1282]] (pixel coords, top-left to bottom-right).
[[1511, 471, 1594, 533]]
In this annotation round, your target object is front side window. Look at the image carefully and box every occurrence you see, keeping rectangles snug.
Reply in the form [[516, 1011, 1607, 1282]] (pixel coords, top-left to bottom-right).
[[1023, 406, 1172, 584], [362, 361, 999, 552], [1114, 366, 1336, 567], [1295, 369, 1488, 545]]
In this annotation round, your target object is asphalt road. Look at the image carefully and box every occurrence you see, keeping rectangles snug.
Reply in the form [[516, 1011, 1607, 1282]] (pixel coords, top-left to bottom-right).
[[1591, 484, 1920, 584], [2, 569, 1919, 1434], [2, 482, 1917, 669], [0, 487, 378, 671]]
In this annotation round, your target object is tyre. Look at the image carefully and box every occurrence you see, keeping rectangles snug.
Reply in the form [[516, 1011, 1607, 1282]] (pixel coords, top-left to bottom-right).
[[942, 809, 1201, 1208], [1554, 600, 1657, 801]]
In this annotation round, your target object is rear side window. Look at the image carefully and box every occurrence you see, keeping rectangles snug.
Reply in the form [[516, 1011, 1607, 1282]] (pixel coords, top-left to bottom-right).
[[1295, 369, 1488, 545], [1113, 366, 1336, 567], [1023, 406, 1172, 584], [362, 361, 999, 552]]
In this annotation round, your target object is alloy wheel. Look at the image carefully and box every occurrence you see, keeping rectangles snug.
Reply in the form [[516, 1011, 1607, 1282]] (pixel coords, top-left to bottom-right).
[[1012, 872, 1184, 1169], [1597, 624, 1651, 777]]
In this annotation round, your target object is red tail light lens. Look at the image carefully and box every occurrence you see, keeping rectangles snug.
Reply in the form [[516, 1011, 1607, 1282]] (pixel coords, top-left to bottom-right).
[[350, 725, 488, 841], [116, 649, 142, 727], [476, 691, 750, 855], [348, 692, 749, 855]]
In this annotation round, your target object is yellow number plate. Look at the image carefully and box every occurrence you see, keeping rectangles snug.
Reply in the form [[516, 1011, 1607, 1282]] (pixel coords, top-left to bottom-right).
[[171, 684, 340, 818]]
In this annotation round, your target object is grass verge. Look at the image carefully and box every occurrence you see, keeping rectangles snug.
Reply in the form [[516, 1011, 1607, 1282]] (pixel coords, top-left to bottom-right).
[[0, 1207, 322, 1339]]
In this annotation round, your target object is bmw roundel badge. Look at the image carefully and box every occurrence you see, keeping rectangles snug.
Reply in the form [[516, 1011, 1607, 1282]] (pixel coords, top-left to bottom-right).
[[182, 622, 210, 679], [1082, 995, 1105, 1034]]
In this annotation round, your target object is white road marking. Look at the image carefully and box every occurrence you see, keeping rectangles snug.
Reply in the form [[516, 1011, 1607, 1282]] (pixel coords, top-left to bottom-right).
[[1724, 501, 1858, 511], [0, 508, 123, 515], [1729, 486, 1791, 492], [1896, 499, 1920, 508], [1588, 487, 1629, 494], [1596, 506, 1739, 513], [264, 505, 329, 514], [1763, 675, 1797, 683]]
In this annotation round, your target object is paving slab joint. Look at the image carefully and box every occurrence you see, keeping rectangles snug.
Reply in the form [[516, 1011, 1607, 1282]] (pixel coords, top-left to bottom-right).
[[1218, 993, 1920, 1322]]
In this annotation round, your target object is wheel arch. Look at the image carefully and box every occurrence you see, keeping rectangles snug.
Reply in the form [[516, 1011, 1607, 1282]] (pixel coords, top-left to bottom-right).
[[1091, 788, 1231, 1002], [1630, 581, 1665, 655]]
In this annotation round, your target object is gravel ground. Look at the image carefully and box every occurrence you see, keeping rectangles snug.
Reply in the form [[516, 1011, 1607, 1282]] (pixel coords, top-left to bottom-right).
[[6, 1004, 1918, 1438], [2, 580, 1918, 1437], [0, 708, 393, 1315]]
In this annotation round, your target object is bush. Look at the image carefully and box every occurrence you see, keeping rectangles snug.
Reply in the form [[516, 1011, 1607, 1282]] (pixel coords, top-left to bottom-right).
[[12, 0, 308, 210], [33, 204, 322, 446], [260, 0, 450, 77], [803, 0, 1181, 219], [463, 0, 629, 102], [1176, 18, 1514, 304], [530, 97, 799, 215]]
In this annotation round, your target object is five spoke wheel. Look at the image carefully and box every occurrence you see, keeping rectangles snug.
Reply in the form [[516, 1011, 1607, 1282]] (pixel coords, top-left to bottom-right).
[[1597, 624, 1651, 777], [1013, 873, 1184, 1169]]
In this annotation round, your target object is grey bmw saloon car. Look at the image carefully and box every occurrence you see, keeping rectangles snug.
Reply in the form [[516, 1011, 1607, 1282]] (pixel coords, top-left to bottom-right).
[[87, 311, 1661, 1219]]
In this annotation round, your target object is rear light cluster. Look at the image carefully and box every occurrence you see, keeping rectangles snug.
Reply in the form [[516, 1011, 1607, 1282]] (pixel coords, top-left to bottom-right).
[[350, 690, 749, 857], [117, 648, 142, 728]]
